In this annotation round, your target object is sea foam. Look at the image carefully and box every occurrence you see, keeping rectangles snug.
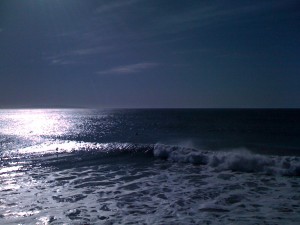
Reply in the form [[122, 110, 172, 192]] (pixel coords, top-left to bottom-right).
[[2, 141, 300, 176], [153, 144, 300, 176]]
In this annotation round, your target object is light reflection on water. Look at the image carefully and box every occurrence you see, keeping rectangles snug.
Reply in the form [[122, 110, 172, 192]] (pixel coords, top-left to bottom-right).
[[0, 109, 78, 221], [0, 109, 300, 223], [16, 141, 112, 155], [0, 158, 47, 222], [0, 165, 22, 174], [0, 109, 74, 136], [0, 108, 121, 160]]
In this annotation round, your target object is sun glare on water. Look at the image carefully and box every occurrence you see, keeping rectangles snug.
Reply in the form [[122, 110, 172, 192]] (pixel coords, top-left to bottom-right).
[[0, 109, 72, 137]]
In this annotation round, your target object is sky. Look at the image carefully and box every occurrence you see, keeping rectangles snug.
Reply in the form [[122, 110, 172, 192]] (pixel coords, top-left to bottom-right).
[[0, 0, 299, 108]]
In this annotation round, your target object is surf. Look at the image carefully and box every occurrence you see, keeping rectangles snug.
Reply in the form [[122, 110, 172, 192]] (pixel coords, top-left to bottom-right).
[[2, 141, 300, 176]]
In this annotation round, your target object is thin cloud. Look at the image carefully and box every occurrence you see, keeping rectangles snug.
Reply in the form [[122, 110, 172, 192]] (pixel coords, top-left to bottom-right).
[[95, 0, 141, 14], [46, 46, 110, 65], [97, 62, 159, 75], [50, 59, 74, 65], [152, 1, 296, 34], [70, 47, 110, 56]]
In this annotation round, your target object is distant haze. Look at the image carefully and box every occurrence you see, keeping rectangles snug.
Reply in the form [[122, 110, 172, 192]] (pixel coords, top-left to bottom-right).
[[0, 0, 299, 108]]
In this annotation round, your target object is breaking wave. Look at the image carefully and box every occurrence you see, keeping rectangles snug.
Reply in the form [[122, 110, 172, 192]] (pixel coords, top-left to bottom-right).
[[153, 144, 300, 176], [1, 141, 300, 176]]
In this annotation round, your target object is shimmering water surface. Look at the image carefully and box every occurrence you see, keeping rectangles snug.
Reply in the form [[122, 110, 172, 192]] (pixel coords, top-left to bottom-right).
[[0, 109, 300, 224]]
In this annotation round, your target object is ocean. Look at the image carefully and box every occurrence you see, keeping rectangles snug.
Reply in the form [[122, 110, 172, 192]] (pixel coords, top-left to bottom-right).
[[0, 109, 299, 224]]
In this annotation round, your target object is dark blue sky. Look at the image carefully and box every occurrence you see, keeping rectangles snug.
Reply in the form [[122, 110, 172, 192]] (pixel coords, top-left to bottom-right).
[[0, 0, 299, 108]]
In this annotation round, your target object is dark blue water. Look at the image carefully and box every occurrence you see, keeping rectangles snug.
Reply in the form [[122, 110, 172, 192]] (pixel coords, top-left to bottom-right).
[[14, 108, 297, 154], [1, 109, 300, 152], [1, 109, 300, 224]]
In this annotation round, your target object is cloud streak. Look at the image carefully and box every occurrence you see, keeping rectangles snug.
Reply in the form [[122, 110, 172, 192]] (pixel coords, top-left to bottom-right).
[[87, 0, 298, 48], [153, 1, 296, 34], [45, 0, 297, 67], [69, 46, 111, 56], [95, 0, 141, 14], [47, 46, 111, 65], [96, 62, 159, 75]]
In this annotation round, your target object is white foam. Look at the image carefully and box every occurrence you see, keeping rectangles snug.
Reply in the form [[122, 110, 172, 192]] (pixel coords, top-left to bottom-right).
[[1, 148, 300, 224], [3, 141, 300, 176], [154, 144, 300, 176]]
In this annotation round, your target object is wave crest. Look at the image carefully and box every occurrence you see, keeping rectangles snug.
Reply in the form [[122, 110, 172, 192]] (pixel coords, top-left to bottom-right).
[[2, 141, 300, 176], [154, 144, 300, 176]]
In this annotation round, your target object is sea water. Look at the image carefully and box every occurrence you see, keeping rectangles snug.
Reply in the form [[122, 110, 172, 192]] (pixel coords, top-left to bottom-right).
[[0, 109, 299, 224]]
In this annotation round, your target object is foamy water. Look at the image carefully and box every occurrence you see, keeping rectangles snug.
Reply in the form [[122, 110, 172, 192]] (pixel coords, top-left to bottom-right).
[[1, 109, 300, 224]]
